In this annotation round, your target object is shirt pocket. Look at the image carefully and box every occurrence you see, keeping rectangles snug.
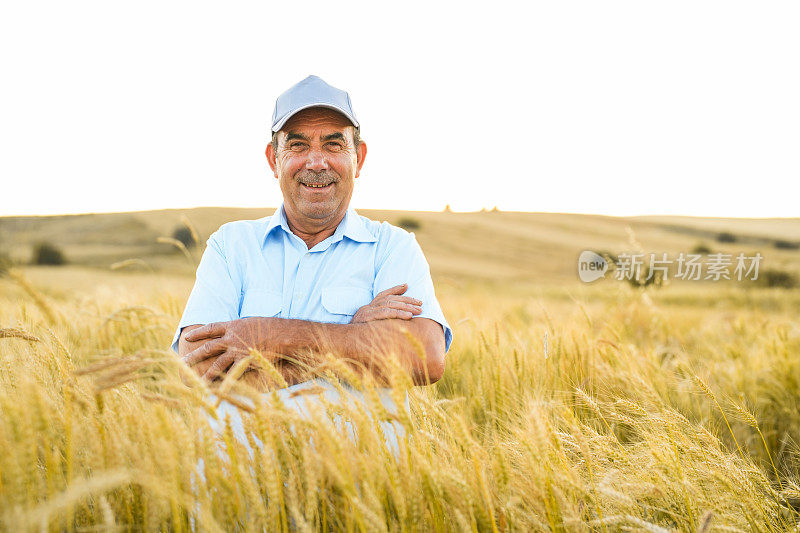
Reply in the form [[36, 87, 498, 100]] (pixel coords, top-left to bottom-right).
[[321, 286, 374, 319], [239, 289, 282, 319]]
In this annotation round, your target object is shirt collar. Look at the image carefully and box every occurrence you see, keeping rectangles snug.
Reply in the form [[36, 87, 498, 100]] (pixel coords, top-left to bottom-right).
[[263, 203, 377, 246], [263, 203, 292, 240]]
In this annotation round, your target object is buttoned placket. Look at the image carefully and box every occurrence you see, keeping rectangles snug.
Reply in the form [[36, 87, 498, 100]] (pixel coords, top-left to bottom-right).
[[284, 233, 305, 318], [277, 210, 350, 319], [289, 251, 308, 317], [285, 232, 341, 318]]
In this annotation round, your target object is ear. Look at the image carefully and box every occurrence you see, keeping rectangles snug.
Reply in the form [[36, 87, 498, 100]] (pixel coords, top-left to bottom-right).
[[265, 138, 278, 178], [354, 140, 367, 179]]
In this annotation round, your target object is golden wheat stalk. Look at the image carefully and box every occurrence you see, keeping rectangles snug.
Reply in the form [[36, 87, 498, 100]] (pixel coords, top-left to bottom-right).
[[140, 392, 183, 408], [8, 269, 58, 324], [110, 258, 153, 272], [248, 347, 289, 389], [0, 327, 41, 342], [215, 354, 255, 398], [157, 236, 196, 265], [730, 399, 784, 491], [6, 469, 131, 531], [73, 357, 157, 377], [692, 373, 747, 462]]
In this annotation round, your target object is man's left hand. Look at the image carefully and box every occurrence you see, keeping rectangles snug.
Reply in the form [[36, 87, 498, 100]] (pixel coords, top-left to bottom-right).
[[182, 317, 277, 382]]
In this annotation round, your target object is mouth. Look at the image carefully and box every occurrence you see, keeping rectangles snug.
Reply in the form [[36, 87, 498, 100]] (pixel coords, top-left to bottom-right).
[[301, 182, 334, 191]]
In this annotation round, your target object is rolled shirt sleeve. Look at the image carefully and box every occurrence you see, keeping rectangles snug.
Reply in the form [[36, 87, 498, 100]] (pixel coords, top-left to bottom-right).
[[170, 230, 241, 354], [372, 227, 453, 353]]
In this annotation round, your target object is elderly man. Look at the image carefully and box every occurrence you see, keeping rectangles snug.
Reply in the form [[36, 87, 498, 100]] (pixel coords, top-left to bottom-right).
[[170, 75, 453, 454]]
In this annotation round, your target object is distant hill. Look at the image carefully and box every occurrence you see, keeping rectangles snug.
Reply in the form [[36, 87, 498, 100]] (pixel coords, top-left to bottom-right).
[[1, 208, 798, 285]]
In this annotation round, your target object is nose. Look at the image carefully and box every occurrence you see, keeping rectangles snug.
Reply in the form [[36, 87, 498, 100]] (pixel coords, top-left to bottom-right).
[[305, 146, 329, 172]]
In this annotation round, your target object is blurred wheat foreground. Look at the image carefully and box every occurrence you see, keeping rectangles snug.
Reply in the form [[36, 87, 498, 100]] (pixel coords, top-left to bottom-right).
[[0, 208, 799, 531]]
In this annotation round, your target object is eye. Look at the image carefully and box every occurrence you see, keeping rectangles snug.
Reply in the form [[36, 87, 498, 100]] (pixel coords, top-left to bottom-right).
[[289, 142, 307, 151], [326, 142, 344, 152]]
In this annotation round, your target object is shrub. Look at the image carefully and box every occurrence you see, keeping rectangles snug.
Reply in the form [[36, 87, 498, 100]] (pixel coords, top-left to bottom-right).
[[32, 242, 66, 265], [0, 252, 10, 277], [172, 226, 197, 249], [773, 240, 799, 250], [717, 232, 737, 243], [756, 269, 798, 289], [626, 266, 665, 289], [397, 217, 421, 231], [691, 243, 712, 254], [592, 250, 618, 266]]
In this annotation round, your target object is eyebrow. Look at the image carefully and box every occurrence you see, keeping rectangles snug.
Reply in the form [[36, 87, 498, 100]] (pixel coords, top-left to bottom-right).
[[322, 132, 345, 142], [284, 132, 346, 143], [284, 133, 309, 142]]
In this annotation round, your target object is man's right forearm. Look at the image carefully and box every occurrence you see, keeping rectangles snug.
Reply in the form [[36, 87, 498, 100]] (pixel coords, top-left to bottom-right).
[[178, 325, 304, 390]]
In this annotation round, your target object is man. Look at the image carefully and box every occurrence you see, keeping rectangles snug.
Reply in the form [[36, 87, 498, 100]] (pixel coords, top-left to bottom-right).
[[170, 76, 453, 447]]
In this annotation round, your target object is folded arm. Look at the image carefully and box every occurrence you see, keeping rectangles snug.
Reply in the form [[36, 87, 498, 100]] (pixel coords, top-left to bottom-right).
[[179, 315, 445, 387]]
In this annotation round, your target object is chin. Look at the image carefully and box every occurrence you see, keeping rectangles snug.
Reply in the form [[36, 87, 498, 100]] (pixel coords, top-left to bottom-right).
[[299, 204, 336, 220]]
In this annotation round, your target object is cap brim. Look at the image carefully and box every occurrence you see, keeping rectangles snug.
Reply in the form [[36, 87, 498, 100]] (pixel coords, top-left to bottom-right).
[[271, 103, 359, 132]]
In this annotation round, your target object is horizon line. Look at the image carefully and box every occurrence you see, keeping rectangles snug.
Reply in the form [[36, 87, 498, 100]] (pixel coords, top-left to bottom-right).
[[1, 205, 798, 221]]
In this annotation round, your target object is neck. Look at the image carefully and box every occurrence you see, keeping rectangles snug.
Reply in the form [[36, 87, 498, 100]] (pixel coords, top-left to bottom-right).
[[284, 209, 346, 249]]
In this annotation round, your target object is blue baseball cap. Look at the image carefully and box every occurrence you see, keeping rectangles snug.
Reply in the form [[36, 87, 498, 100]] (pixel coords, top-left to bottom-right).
[[271, 75, 359, 133]]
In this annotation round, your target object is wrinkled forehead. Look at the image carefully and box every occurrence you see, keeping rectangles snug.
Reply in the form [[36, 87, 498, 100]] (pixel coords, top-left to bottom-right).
[[279, 107, 355, 139]]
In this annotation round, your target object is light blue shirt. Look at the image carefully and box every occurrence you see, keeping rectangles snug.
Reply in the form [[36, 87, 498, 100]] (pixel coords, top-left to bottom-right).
[[171, 204, 453, 357]]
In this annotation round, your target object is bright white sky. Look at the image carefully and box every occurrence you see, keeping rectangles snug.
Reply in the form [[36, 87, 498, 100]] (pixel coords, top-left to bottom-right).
[[1, 1, 798, 217]]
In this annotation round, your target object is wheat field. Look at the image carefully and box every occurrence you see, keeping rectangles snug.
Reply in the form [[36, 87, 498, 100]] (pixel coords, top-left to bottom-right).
[[1, 208, 799, 531]]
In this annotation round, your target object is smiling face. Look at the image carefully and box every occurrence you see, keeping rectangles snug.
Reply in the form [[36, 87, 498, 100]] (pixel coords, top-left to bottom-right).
[[266, 107, 367, 232]]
